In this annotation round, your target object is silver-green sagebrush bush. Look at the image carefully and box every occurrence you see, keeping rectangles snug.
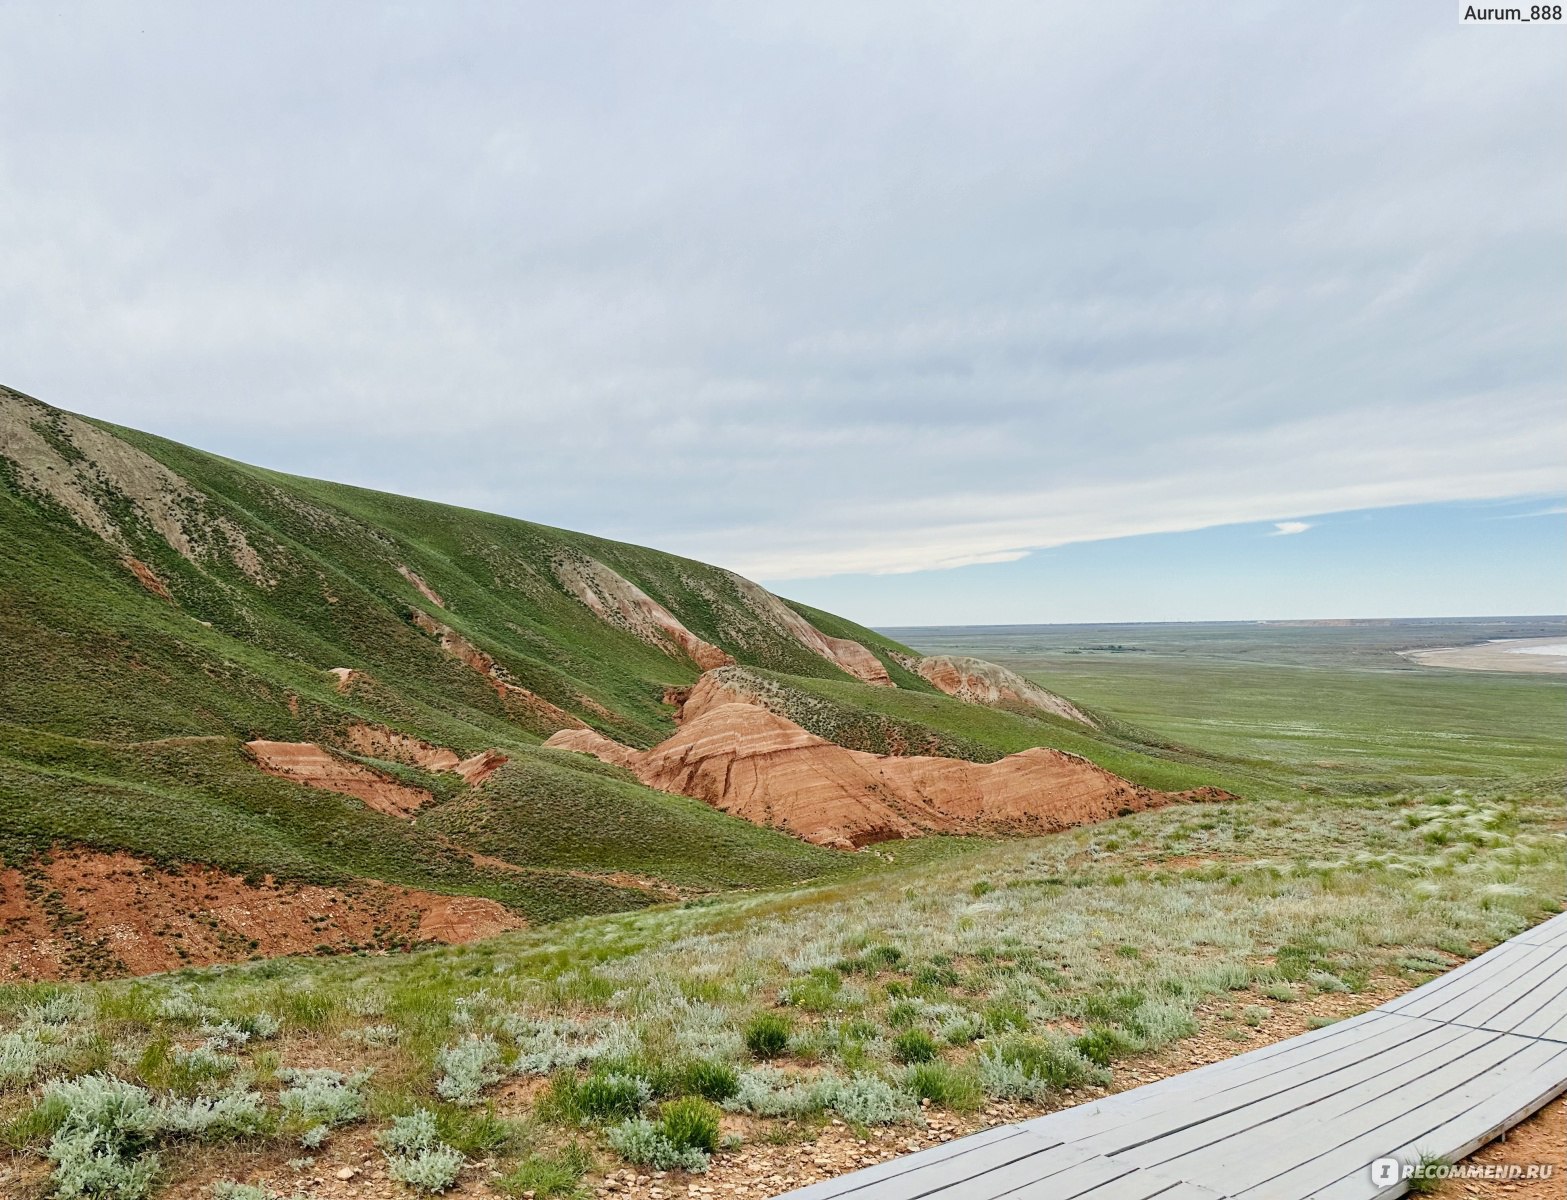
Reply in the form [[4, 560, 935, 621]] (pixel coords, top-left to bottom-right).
[[376, 1109, 466, 1193]]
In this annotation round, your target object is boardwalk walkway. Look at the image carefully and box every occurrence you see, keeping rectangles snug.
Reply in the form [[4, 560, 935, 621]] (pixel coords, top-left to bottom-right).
[[777, 911, 1567, 1199]]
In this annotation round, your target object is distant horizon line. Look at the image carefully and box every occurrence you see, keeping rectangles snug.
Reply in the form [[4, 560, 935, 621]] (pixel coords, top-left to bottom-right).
[[874, 614, 1567, 631]]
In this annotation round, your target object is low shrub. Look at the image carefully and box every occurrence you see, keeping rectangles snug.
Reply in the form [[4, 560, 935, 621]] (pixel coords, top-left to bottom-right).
[[435, 1036, 505, 1107], [892, 1029, 938, 1064], [1071, 1026, 1141, 1067], [278, 1068, 367, 1143], [905, 1062, 981, 1111], [607, 1117, 709, 1172], [658, 1097, 722, 1155], [743, 1013, 792, 1059], [377, 1109, 465, 1193]]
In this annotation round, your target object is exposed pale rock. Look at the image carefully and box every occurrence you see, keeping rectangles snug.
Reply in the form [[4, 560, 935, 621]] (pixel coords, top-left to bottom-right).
[[554, 554, 733, 669], [720, 572, 892, 686], [0, 387, 271, 584], [914, 655, 1096, 726]]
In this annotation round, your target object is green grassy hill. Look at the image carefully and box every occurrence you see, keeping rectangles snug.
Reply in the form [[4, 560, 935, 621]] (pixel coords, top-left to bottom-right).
[[3, 385, 1217, 959]]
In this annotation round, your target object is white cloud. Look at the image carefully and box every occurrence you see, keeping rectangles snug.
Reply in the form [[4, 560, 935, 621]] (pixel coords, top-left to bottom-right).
[[1270, 521, 1313, 537], [0, 2, 1561, 591]]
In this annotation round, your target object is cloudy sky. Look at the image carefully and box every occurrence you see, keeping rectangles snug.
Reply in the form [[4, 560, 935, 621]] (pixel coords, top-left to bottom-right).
[[2, 3, 1562, 623]]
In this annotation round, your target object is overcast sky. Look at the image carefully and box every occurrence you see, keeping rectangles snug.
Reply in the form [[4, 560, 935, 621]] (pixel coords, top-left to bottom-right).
[[2, 3, 1563, 623]]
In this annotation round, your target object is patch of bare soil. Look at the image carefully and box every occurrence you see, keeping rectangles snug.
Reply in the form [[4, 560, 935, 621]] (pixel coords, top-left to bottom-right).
[[245, 739, 433, 818], [339, 723, 508, 786], [121, 554, 175, 602], [0, 849, 522, 981], [397, 564, 446, 607], [547, 683, 1226, 849]]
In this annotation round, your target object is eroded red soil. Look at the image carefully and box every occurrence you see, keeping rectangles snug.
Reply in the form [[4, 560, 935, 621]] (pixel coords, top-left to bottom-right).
[[0, 850, 522, 981]]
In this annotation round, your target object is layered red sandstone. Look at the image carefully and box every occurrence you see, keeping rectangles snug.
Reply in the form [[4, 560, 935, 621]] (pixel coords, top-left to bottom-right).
[[547, 696, 1217, 850]]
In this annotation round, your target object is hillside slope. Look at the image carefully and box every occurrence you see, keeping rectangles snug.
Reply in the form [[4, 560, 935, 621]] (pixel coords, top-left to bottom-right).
[[0, 386, 1237, 978]]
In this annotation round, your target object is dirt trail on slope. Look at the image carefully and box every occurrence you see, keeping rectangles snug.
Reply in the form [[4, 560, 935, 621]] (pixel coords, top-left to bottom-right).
[[547, 693, 1220, 849], [0, 850, 522, 981]]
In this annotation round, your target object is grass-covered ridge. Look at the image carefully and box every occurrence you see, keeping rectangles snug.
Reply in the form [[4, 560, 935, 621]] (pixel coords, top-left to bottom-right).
[[4, 386, 1327, 939], [5, 387, 1026, 930]]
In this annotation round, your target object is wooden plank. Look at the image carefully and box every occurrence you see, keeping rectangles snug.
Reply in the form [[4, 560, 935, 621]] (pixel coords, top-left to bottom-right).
[[1391, 944, 1551, 1020], [912, 1142, 1113, 1200], [1513, 912, 1567, 947], [1110, 1026, 1496, 1172], [1068, 1019, 1462, 1160], [1022, 1011, 1397, 1144], [1416, 945, 1567, 1025], [1379, 937, 1538, 1015], [1438, 945, 1567, 1028], [1047, 1165, 1228, 1200], [1500, 975, 1567, 1040], [1173, 1029, 1524, 1193], [834, 1133, 1077, 1200], [773, 1127, 1035, 1199], [999, 1150, 1135, 1199], [1225, 1036, 1567, 1197], [1310, 1060, 1567, 1199]]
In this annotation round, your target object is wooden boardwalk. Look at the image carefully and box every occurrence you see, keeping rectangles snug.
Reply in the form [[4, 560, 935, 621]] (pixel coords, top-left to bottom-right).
[[776, 911, 1567, 1200]]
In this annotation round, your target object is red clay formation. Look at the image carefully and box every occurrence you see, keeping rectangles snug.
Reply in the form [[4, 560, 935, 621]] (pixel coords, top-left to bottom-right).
[[340, 722, 508, 785], [121, 555, 174, 603], [245, 739, 433, 818], [914, 655, 1097, 726], [547, 693, 1218, 850], [555, 555, 734, 669], [0, 850, 523, 981]]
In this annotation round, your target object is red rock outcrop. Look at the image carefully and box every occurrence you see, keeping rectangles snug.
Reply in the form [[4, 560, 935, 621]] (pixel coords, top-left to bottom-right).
[[409, 608, 587, 731], [245, 739, 433, 818], [340, 723, 510, 786], [547, 697, 1215, 850], [398, 564, 446, 607], [0, 849, 524, 981], [914, 655, 1097, 727], [555, 555, 734, 669]]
